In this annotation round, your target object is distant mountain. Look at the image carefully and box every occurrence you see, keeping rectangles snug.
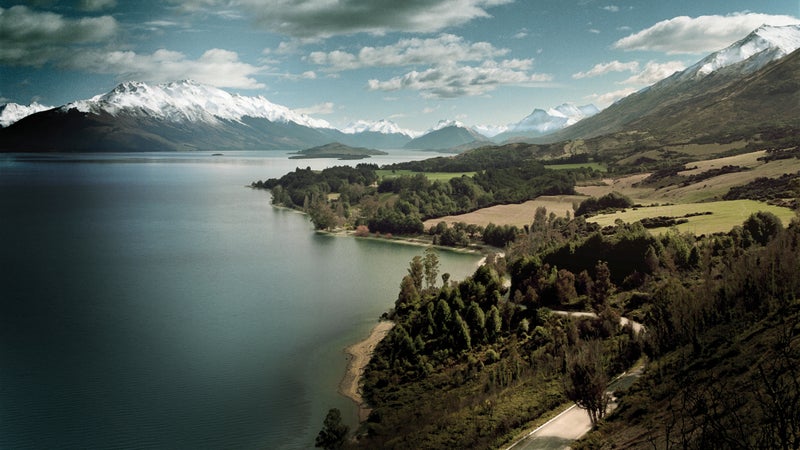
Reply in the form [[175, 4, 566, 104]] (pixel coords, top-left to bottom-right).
[[493, 103, 599, 142], [0, 102, 53, 128], [536, 24, 800, 144], [338, 119, 415, 149], [403, 120, 491, 151]]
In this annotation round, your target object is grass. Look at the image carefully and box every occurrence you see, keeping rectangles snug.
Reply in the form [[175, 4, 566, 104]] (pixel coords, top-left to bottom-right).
[[376, 169, 476, 181], [422, 195, 583, 229], [589, 200, 797, 235], [544, 162, 607, 172]]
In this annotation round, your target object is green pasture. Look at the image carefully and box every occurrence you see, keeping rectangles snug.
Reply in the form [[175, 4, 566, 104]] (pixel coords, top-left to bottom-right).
[[376, 169, 476, 181], [589, 200, 797, 235], [544, 162, 607, 172]]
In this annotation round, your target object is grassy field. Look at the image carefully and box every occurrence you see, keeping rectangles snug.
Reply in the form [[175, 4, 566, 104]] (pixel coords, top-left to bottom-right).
[[589, 200, 796, 235], [544, 162, 607, 172], [376, 169, 476, 181], [422, 195, 583, 228]]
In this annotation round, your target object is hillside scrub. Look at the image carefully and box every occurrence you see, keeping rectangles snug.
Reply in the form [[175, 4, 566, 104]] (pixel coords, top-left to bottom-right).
[[319, 206, 800, 448]]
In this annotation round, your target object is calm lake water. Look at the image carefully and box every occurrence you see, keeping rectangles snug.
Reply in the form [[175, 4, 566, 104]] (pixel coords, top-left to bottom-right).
[[0, 151, 482, 449]]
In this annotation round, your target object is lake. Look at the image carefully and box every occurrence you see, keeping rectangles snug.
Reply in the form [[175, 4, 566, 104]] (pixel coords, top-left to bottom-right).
[[0, 151, 483, 449]]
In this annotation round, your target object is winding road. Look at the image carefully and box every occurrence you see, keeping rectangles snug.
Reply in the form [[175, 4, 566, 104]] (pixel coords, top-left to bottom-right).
[[502, 311, 645, 450]]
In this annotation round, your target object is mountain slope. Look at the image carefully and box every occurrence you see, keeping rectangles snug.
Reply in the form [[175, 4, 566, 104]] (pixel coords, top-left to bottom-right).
[[403, 120, 491, 151], [493, 103, 599, 142], [0, 80, 354, 152], [536, 24, 800, 145], [0, 103, 53, 128]]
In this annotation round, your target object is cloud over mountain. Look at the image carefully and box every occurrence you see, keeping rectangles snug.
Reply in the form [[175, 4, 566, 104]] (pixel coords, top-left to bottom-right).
[[172, 0, 512, 38], [0, 5, 118, 66], [614, 12, 800, 54]]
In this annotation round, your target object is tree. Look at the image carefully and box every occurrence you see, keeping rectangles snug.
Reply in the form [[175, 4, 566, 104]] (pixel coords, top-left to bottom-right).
[[556, 269, 578, 304], [590, 261, 614, 313], [486, 305, 502, 343], [423, 247, 440, 291], [564, 340, 611, 428], [743, 211, 783, 245], [407, 255, 424, 292], [315, 408, 349, 449]]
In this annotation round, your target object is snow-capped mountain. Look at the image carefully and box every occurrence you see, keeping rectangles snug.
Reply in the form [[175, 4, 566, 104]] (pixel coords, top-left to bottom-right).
[[681, 24, 800, 80], [492, 103, 599, 142], [341, 119, 417, 137], [67, 80, 333, 129], [535, 23, 800, 144], [0, 102, 53, 128]]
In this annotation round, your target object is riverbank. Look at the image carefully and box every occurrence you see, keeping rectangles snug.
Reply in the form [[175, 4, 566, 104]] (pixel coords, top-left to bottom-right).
[[339, 320, 395, 422]]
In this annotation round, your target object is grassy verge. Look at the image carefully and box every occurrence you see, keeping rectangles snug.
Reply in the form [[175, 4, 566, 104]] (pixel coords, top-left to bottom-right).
[[376, 169, 476, 181], [589, 199, 796, 235]]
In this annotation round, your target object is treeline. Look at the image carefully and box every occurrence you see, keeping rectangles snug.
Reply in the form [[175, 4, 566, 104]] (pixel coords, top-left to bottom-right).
[[322, 201, 800, 449], [253, 159, 595, 236]]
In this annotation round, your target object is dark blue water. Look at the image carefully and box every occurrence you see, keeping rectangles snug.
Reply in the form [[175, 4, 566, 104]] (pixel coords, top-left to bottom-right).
[[0, 152, 482, 449]]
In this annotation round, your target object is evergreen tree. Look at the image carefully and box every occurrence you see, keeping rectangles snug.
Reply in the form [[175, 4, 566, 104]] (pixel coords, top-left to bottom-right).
[[315, 408, 349, 449]]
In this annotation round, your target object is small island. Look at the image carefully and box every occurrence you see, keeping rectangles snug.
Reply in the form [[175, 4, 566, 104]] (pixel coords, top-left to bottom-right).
[[289, 142, 388, 160]]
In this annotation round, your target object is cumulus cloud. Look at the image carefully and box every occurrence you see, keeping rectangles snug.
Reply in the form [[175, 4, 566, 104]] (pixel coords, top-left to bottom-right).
[[602, 5, 619, 12], [620, 60, 685, 85], [573, 60, 639, 79], [367, 60, 552, 99], [171, 0, 513, 38], [585, 87, 638, 108], [614, 12, 800, 54], [296, 102, 335, 115], [0, 5, 118, 66], [78, 0, 117, 11], [64, 48, 266, 89], [308, 34, 508, 71]]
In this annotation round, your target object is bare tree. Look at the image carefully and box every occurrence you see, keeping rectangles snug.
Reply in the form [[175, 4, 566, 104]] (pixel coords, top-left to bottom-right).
[[564, 340, 611, 427]]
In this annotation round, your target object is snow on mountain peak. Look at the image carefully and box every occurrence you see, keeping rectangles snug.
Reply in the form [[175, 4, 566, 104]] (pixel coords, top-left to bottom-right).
[[510, 102, 599, 134], [430, 119, 467, 132], [341, 119, 417, 137], [0, 102, 53, 127], [66, 80, 333, 129], [691, 24, 800, 77]]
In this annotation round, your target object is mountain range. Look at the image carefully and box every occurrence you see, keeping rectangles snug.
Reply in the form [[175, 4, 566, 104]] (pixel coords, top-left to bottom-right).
[[1, 24, 798, 153], [535, 24, 800, 145]]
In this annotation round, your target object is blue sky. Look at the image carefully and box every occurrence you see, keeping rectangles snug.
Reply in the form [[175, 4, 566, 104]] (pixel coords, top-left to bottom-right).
[[1, 0, 798, 132]]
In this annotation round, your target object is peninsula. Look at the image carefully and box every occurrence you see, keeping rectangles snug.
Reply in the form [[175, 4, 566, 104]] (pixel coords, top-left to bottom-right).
[[289, 143, 388, 160]]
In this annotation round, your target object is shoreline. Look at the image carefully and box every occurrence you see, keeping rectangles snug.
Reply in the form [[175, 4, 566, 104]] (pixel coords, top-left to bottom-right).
[[339, 320, 395, 422]]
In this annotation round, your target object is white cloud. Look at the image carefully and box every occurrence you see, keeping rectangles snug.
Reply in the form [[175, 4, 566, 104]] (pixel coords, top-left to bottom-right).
[[296, 102, 335, 115], [0, 5, 118, 66], [586, 87, 638, 108], [602, 5, 619, 12], [614, 12, 800, 54], [367, 60, 552, 99], [513, 28, 529, 39], [308, 34, 508, 71], [171, 0, 513, 38], [78, 0, 117, 11], [64, 48, 266, 89], [620, 60, 685, 85], [573, 60, 639, 79], [589, 28, 601, 34]]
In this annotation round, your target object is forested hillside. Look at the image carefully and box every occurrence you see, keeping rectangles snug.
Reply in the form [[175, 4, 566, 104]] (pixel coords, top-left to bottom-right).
[[314, 203, 799, 449]]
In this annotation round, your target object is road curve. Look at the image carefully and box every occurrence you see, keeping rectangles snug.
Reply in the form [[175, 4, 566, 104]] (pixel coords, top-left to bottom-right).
[[501, 311, 645, 450]]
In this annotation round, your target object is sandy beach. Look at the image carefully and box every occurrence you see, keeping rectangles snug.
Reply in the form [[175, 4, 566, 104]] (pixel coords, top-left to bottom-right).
[[339, 320, 395, 422]]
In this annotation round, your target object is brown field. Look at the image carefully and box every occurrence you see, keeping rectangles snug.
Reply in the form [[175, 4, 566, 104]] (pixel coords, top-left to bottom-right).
[[422, 195, 584, 228], [678, 150, 766, 176]]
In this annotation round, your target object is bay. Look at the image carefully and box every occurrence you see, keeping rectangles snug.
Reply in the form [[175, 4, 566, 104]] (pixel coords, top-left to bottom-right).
[[0, 151, 483, 449]]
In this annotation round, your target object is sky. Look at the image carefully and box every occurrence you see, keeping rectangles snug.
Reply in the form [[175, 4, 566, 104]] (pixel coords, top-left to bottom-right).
[[0, 0, 798, 132]]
